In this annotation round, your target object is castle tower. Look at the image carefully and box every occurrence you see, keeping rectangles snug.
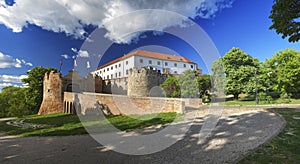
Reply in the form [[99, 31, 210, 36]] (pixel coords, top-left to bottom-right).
[[128, 67, 165, 97], [38, 71, 63, 115]]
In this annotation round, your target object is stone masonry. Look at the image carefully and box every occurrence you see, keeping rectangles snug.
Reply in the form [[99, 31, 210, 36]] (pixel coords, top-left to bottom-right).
[[38, 71, 63, 115], [38, 70, 103, 115], [128, 66, 167, 97]]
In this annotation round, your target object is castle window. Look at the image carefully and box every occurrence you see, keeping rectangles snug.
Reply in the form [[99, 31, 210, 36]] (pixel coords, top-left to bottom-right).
[[126, 61, 128, 65], [111, 66, 113, 70], [104, 69, 105, 72], [119, 63, 121, 67], [174, 71, 177, 74], [99, 71, 102, 74], [183, 64, 186, 68], [115, 73, 117, 78], [157, 61, 161, 65], [140, 59, 143, 63], [111, 74, 113, 78], [165, 62, 168, 66], [126, 69, 128, 75], [149, 60, 152, 64], [107, 75, 109, 79], [119, 72, 121, 76], [107, 68, 109, 71], [48, 89, 50, 92], [174, 63, 177, 67], [191, 65, 194, 69]]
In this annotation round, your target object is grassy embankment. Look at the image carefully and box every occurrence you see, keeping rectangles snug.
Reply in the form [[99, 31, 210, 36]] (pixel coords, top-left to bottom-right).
[[0, 112, 178, 137]]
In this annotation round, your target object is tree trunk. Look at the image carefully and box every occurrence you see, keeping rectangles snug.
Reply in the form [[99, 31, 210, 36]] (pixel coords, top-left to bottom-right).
[[234, 93, 239, 100]]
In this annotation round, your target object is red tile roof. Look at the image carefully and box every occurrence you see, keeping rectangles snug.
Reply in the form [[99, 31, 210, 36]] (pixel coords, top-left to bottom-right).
[[96, 50, 195, 70]]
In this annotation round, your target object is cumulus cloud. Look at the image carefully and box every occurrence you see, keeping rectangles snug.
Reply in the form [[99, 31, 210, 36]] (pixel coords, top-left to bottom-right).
[[78, 50, 89, 58], [0, 74, 28, 83], [0, 74, 28, 90], [0, 0, 234, 43], [0, 52, 32, 68]]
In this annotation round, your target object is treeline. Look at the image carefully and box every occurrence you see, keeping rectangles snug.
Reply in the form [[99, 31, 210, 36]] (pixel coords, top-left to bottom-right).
[[161, 48, 300, 102], [212, 48, 300, 100], [0, 67, 57, 118]]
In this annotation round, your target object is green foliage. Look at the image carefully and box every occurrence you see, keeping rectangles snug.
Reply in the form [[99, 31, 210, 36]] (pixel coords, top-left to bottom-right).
[[177, 70, 199, 98], [22, 66, 58, 113], [280, 92, 292, 103], [160, 76, 181, 98], [197, 74, 211, 97], [264, 49, 300, 96], [269, 0, 300, 42], [0, 86, 32, 117], [161, 71, 211, 99], [212, 48, 261, 100], [258, 92, 267, 102]]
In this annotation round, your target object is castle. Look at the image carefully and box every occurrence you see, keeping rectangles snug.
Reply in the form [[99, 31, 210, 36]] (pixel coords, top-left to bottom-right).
[[38, 66, 172, 115], [38, 50, 200, 115]]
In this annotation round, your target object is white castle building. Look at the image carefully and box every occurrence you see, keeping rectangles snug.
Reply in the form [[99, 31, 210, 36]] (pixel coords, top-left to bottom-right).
[[92, 50, 201, 80]]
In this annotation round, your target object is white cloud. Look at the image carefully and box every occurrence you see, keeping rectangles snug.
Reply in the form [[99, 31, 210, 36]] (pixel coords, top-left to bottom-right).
[[61, 54, 70, 59], [78, 50, 89, 58], [0, 74, 27, 83], [0, 0, 234, 44], [0, 52, 33, 68], [87, 61, 90, 69], [0, 74, 28, 90], [71, 48, 78, 53]]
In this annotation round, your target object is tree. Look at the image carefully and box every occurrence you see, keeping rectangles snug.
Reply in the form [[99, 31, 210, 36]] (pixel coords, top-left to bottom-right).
[[177, 70, 199, 98], [0, 86, 31, 117], [197, 74, 211, 97], [161, 76, 181, 98], [264, 49, 300, 95], [22, 66, 58, 113], [161, 70, 206, 98], [269, 0, 300, 42], [212, 48, 260, 100]]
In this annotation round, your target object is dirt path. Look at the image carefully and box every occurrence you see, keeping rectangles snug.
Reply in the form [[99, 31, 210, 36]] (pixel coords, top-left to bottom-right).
[[0, 110, 285, 164]]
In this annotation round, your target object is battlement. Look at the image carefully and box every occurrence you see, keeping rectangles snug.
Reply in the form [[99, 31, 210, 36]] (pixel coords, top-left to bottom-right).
[[129, 66, 162, 76], [44, 71, 61, 81]]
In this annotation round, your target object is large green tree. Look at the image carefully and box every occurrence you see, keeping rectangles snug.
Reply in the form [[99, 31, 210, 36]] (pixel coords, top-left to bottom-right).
[[212, 48, 260, 100], [178, 70, 199, 98], [269, 0, 300, 42], [0, 86, 31, 117], [161, 76, 181, 98], [264, 49, 300, 95], [22, 66, 58, 113]]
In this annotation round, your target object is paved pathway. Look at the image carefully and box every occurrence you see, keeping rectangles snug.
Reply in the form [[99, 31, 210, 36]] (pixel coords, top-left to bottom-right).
[[0, 108, 288, 164]]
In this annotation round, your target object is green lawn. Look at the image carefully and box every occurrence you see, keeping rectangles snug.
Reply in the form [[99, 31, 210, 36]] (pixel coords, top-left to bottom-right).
[[225, 95, 300, 106], [240, 108, 300, 163], [0, 112, 178, 137]]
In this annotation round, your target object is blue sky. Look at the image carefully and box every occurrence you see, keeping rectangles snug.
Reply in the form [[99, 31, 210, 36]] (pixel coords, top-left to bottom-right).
[[0, 0, 299, 90]]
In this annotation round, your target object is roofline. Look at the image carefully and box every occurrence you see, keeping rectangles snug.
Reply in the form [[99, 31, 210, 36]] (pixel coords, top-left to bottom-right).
[[94, 50, 196, 71]]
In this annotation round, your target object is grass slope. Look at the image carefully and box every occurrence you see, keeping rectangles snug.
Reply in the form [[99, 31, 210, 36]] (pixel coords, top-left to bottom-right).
[[0, 112, 178, 137]]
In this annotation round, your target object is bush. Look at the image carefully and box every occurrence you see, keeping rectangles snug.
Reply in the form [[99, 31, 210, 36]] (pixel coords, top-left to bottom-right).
[[258, 92, 267, 102], [280, 92, 291, 103]]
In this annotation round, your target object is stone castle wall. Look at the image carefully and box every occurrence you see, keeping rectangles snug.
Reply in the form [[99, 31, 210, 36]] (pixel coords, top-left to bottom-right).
[[38, 70, 103, 115], [63, 92, 185, 115], [102, 78, 127, 95], [38, 71, 63, 115], [128, 67, 167, 97]]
